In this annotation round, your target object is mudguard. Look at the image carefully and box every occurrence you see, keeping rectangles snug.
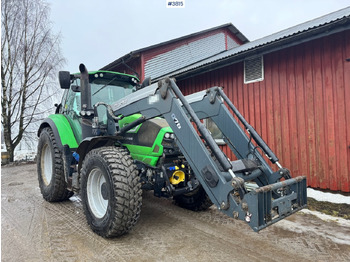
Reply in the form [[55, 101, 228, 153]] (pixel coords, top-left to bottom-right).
[[38, 115, 79, 150]]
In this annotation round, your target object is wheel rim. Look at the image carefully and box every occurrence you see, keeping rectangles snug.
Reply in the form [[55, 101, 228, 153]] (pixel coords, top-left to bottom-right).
[[41, 143, 53, 186], [87, 168, 108, 218]]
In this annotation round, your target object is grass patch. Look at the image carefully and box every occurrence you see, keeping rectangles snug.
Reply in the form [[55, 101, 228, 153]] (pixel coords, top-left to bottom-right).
[[307, 197, 350, 220]]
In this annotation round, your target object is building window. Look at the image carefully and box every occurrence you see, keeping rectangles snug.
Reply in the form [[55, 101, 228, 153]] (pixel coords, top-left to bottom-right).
[[204, 118, 225, 145], [244, 56, 264, 84]]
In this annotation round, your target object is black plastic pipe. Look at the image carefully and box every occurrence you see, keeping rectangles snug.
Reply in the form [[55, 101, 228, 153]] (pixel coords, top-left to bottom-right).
[[79, 64, 93, 139], [117, 116, 146, 135]]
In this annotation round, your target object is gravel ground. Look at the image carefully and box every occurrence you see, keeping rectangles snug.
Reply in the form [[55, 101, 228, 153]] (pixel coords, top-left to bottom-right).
[[2, 163, 350, 262]]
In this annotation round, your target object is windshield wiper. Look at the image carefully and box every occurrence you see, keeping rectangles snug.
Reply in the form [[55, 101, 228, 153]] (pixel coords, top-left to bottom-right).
[[92, 76, 119, 96]]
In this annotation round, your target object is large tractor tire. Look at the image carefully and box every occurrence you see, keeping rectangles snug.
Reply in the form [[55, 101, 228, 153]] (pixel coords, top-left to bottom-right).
[[81, 146, 142, 238], [37, 127, 73, 202], [173, 184, 212, 211]]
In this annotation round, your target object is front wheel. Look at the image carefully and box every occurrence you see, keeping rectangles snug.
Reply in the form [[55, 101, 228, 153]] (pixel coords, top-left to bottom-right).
[[81, 146, 142, 238]]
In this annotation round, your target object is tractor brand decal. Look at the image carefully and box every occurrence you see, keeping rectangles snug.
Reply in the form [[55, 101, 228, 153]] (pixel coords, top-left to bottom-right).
[[171, 113, 181, 129]]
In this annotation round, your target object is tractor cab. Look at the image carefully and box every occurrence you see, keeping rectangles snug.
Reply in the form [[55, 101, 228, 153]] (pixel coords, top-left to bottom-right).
[[58, 70, 140, 144], [58, 67, 176, 169]]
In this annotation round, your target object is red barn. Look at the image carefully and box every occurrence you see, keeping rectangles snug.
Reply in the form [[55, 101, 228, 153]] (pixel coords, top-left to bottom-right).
[[102, 8, 350, 192]]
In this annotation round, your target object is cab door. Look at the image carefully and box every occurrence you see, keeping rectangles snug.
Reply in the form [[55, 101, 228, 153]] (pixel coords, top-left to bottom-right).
[[62, 81, 83, 144]]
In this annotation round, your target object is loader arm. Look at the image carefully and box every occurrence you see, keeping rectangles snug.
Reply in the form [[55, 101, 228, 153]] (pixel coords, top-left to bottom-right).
[[112, 78, 307, 232], [185, 87, 278, 184]]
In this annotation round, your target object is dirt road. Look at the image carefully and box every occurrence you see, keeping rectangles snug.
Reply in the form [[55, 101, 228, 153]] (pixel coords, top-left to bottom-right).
[[2, 163, 350, 262]]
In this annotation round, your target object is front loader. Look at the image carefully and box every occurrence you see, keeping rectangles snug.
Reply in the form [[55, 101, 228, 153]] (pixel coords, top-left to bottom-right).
[[37, 64, 307, 237]]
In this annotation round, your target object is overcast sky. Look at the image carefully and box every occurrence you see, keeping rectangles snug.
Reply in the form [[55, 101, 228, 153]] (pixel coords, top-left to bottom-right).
[[48, 0, 350, 73]]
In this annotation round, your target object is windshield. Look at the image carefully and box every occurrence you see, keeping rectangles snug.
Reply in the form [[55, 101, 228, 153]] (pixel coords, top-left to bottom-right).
[[69, 72, 138, 125], [89, 73, 137, 105]]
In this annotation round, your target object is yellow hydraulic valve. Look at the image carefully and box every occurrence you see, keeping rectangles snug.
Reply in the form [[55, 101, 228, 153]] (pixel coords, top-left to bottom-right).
[[169, 166, 185, 185]]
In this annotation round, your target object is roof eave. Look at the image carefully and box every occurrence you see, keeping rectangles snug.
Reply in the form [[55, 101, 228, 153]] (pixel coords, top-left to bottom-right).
[[100, 23, 249, 71], [170, 17, 350, 81]]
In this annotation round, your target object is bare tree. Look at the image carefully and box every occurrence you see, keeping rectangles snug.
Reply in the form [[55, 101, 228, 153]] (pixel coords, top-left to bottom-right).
[[1, 0, 65, 161]]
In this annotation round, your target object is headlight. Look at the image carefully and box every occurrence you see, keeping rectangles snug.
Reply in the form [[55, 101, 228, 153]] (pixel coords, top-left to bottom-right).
[[164, 133, 175, 139]]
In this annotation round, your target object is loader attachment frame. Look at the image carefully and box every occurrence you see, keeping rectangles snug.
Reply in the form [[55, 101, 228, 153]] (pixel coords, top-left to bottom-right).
[[112, 78, 307, 232]]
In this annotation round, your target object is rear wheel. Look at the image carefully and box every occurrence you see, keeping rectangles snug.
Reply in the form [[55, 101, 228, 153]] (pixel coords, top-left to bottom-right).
[[37, 127, 73, 202], [173, 184, 212, 211], [81, 146, 142, 238]]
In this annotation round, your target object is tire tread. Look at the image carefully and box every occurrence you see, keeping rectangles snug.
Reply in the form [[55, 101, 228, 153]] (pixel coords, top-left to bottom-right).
[[81, 146, 142, 238], [37, 127, 73, 202]]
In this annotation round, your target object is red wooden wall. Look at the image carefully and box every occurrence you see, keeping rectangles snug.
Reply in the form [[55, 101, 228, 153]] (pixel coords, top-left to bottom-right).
[[178, 30, 350, 192]]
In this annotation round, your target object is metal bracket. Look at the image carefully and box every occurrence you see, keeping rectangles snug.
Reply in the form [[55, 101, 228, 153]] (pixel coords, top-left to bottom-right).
[[158, 77, 171, 99], [206, 87, 219, 104]]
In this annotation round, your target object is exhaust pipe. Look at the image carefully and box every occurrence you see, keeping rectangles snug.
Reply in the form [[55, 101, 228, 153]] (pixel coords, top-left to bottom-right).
[[79, 64, 93, 139]]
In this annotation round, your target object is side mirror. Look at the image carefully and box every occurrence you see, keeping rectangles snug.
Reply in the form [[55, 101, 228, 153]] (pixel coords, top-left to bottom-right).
[[54, 103, 62, 114], [59, 71, 71, 89]]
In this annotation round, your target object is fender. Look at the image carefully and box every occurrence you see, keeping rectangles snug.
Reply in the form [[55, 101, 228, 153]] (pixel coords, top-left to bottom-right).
[[38, 115, 79, 150], [76, 136, 121, 172]]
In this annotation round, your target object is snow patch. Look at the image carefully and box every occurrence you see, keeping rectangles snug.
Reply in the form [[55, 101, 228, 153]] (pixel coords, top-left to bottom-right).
[[70, 195, 81, 203], [276, 209, 350, 245], [14, 150, 36, 162], [300, 209, 350, 227], [307, 188, 350, 205]]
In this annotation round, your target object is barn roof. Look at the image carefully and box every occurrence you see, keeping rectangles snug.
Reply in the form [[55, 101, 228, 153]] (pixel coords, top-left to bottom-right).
[[163, 7, 350, 80], [101, 23, 249, 71]]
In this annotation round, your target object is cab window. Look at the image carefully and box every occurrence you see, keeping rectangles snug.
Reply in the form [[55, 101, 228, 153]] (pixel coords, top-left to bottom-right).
[[64, 78, 81, 116], [90, 74, 137, 124]]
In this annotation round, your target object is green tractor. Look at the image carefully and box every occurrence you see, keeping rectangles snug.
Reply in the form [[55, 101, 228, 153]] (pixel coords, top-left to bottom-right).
[[38, 64, 307, 238], [37, 64, 210, 238]]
